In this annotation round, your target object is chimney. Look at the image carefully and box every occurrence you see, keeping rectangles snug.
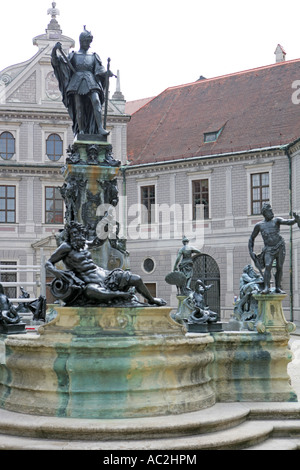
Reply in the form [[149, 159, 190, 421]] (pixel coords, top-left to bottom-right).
[[274, 44, 286, 63]]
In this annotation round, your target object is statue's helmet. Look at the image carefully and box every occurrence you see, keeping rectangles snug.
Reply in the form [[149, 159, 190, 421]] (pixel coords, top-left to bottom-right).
[[79, 25, 93, 44]]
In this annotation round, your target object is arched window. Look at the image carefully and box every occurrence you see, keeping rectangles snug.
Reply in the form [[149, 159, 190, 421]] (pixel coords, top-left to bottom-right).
[[192, 254, 221, 318], [0, 132, 15, 160], [46, 133, 63, 161]]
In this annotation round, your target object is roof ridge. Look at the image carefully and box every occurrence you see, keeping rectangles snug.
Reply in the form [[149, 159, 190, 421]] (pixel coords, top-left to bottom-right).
[[165, 57, 300, 92]]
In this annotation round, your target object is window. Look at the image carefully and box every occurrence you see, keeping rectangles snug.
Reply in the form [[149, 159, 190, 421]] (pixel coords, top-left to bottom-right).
[[192, 254, 220, 317], [45, 186, 64, 224], [204, 126, 224, 143], [141, 185, 155, 224], [192, 179, 209, 220], [0, 185, 16, 223], [251, 172, 269, 215], [0, 132, 15, 160], [46, 133, 63, 161], [144, 283, 157, 303], [143, 257, 155, 273], [0, 261, 17, 299], [204, 132, 218, 143]]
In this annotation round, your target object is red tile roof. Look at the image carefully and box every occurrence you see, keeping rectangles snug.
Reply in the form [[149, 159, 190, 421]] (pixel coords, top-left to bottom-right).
[[127, 59, 300, 165]]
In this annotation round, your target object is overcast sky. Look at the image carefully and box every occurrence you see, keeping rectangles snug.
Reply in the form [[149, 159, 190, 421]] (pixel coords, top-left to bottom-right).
[[1, 0, 300, 102]]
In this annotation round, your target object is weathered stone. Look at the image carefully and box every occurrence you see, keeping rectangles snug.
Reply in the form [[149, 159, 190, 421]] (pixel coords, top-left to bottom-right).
[[0, 306, 215, 418], [254, 293, 296, 334]]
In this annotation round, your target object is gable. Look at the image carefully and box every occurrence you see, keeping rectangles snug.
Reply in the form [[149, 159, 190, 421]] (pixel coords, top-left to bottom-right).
[[7, 71, 37, 103]]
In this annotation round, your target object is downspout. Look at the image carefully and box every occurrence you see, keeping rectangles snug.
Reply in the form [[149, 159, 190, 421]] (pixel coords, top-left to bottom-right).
[[285, 147, 293, 322], [281, 137, 300, 322]]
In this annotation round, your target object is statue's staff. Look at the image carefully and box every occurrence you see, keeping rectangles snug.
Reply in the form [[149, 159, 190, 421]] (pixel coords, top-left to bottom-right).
[[104, 58, 117, 129]]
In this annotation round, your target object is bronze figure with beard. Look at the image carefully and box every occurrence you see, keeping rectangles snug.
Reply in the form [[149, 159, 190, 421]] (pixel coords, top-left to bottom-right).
[[46, 222, 166, 307]]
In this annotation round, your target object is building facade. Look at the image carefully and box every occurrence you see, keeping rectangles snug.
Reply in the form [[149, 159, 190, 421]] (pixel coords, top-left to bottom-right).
[[124, 56, 300, 322]]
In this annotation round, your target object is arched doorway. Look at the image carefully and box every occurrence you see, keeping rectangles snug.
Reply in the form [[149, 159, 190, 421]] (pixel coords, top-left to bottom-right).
[[192, 254, 221, 319]]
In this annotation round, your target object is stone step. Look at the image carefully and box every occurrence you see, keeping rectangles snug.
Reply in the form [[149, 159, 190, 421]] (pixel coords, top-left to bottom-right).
[[246, 402, 300, 420], [0, 421, 274, 450], [0, 403, 300, 450], [0, 403, 249, 441], [246, 438, 300, 450]]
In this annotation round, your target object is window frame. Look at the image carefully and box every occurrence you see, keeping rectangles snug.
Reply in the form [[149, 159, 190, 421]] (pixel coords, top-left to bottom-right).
[[188, 171, 212, 223], [204, 125, 224, 143], [0, 131, 15, 160], [0, 185, 16, 224], [143, 282, 157, 303], [191, 178, 210, 220], [137, 178, 158, 226], [250, 172, 270, 216], [0, 125, 20, 162], [46, 133, 63, 162], [245, 163, 273, 217], [44, 185, 64, 225], [40, 126, 68, 164], [0, 261, 17, 299], [140, 184, 156, 225], [142, 257, 156, 274]]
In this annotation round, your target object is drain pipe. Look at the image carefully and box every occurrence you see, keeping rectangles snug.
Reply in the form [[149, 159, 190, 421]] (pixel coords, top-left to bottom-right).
[[285, 146, 293, 322], [281, 138, 300, 322]]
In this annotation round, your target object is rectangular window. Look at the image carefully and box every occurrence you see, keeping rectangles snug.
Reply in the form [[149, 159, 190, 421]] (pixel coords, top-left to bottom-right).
[[204, 126, 224, 143], [45, 186, 64, 224], [251, 172, 269, 215], [140, 185, 155, 224], [0, 185, 16, 223], [192, 179, 209, 220], [0, 261, 17, 299], [204, 132, 218, 143], [144, 283, 157, 303]]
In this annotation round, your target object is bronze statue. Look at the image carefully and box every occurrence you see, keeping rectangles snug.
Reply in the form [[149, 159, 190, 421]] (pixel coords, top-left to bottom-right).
[[173, 236, 201, 290], [46, 222, 166, 307], [249, 203, 300, 294], [184, 279, 217, 324], [51, 26, 114, 137], [234, 264, 263, 321], [0, 284, 20, 325]]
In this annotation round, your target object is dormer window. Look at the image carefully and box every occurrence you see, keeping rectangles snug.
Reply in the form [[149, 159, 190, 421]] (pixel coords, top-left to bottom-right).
[[204, 131, 218, 143], [204, 125, 224, 143]]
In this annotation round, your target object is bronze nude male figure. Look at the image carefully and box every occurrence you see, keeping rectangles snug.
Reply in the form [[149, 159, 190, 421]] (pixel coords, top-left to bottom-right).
[[46, 222, 166, 307], [249, 203, 300, 294]]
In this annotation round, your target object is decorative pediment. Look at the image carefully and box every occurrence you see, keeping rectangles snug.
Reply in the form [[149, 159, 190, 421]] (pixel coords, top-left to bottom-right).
[[32, 234, 58, 250], [7, 71, 37, 103]]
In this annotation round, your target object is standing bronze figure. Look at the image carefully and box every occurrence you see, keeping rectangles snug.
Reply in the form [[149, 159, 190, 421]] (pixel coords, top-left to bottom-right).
[[173, 236, 201, 291], [249, 203, 300, 294], [51, 26, 112, 137]]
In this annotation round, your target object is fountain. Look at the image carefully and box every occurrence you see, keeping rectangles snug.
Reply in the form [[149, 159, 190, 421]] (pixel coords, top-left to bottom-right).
[[0, 28, 297, 449]]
